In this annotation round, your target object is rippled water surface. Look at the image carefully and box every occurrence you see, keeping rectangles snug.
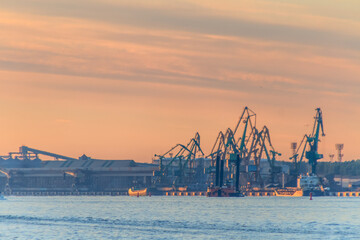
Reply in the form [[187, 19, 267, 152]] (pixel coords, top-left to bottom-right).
[[0, 196, 359, 239]]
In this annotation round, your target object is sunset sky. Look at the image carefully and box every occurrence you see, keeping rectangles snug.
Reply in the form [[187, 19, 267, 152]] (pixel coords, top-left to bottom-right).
[[1, 0, 359, 162]]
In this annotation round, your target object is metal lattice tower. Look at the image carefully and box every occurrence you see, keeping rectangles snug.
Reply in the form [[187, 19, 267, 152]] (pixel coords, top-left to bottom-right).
[[335, 144, 344, 162], [335, 144, 344, 188], [291, 142, 297, 156]]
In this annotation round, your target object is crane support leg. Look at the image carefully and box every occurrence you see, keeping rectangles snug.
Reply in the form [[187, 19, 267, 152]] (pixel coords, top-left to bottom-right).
[[219, 160, 224, 188], [235, 155, 240, 192], [215, 155, 220, 187]]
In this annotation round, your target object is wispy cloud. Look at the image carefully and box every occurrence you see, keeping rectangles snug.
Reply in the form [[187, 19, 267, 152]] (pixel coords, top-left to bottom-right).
[[2, 1, 360, 50], [1, 10, 358, 97], [1, 1, 360, 160]]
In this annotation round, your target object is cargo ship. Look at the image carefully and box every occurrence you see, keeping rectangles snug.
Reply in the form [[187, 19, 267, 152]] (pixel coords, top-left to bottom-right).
[[298, 174, 325, 196]]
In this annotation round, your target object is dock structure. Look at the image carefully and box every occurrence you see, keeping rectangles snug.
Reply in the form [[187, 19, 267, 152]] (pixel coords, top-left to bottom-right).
[[164, 191, 206, 196], [162, 189, 275, 197], [244, 190, 275, 196], [6, 190, 360, 197], [329, 192, 360, 197], [7, 191, 128, 196]]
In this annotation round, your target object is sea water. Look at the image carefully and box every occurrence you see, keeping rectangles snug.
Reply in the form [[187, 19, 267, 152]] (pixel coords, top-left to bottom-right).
[[0, 196, 359, 239]]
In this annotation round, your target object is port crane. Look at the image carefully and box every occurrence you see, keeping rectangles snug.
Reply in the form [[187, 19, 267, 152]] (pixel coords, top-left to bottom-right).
[[207, 129, 245, 197], [257, 126, 282, 185], [242, 126, 282, 188], [290, 108, 325, 176], [208, 131, 226, 188], [224, 128, 242, 192], [207, 107, 256, 194], [232, 107, 256, 146], [225, 107, 257, 191], [153, 132, 205, 186], [241, 127, 262, 187]]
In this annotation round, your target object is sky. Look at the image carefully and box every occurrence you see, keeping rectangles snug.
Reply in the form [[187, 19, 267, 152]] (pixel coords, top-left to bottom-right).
[[1, 0, 360, 162]]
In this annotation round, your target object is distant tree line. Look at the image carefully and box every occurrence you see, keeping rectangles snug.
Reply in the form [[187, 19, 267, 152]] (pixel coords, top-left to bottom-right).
[[278, 160, 360, 177], [317, 160, 360, 177]]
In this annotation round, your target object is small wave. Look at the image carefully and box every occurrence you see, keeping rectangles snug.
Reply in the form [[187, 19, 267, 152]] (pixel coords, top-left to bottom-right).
[[0, 214, 358, 238]]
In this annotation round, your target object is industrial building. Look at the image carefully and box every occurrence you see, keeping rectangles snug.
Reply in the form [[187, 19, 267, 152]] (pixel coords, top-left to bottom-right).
[[0, 146, 156, 194]]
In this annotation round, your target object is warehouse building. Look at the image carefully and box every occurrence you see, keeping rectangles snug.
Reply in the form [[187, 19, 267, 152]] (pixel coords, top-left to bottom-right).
[[0, 146, 156, 194]]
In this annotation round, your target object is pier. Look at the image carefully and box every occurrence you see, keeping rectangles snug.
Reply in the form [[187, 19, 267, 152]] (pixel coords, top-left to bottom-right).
[[3, 190, 360, 197], [5, 191, 128, 196], [329, 192, 360, 197]]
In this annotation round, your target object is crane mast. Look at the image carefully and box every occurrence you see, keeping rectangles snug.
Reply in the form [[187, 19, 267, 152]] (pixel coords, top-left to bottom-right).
[[305, 108, 325, 174], [290, 108, 325, 177]]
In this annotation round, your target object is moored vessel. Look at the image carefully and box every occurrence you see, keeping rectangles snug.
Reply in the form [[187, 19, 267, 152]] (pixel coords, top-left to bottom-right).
[[128, 188, 148, 196], [274, 187, 303, 197], [298, 174, 325, 196]]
